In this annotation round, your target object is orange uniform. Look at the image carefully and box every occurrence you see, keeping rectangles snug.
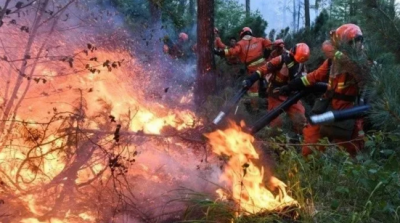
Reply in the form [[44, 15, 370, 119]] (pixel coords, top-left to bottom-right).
[[268, 48, 285, 61], [215, 37, 241, 65], [224, 35, 272, 96], [300, 58, 365, 156], [262, 51, 307, 133]]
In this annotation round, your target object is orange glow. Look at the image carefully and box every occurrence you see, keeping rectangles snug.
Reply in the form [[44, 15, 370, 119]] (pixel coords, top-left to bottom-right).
[[0, 49, 200, 221], [204, 121, 298, 214], [20, 218, 65, 223]]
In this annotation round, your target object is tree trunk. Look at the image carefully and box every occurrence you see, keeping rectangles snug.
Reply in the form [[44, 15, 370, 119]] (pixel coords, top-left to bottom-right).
[[179, 0, 186, 16], [0, 0, 50, 133], [365, 0, 378, 8], [246, 0, 250, 18], [390, 0, 395, 8], [315, 0, 319, 9], [293, 0, 296, 31], [195, 0, 216, 107], [297, 2, 301, 31], [390, 0, 395, 17], [304, 0, 310, 28], [349, 0, 354, 17], [189, 0, 196, 28], [148, 0, 161, 22]]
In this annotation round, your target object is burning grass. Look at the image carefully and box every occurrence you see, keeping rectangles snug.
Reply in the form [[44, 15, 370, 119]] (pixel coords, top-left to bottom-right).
[[204, 121, 299, 215]]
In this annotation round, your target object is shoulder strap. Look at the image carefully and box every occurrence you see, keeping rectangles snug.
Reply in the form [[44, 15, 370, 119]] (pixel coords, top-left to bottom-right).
[[243, 38, 252, 68]]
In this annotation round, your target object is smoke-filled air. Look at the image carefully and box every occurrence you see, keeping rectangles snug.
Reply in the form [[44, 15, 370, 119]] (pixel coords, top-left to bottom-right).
[[2, 0, 399, 223], [0, 0, 293, 222]]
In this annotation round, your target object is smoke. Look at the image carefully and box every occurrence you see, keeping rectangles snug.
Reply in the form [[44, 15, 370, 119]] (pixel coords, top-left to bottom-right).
[[0, 0, 226, 222]]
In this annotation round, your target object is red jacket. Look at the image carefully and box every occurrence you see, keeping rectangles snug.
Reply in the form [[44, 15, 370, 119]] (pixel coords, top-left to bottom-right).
[[262, 51, 304, 93], [224, 35, 272, 72], [215, 37, 241, 65]]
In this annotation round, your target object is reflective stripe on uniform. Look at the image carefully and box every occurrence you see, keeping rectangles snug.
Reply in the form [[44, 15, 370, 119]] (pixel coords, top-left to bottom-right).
[[334, 51, 343, 59], [248, 92, 259, 97], [256, 70, 262, 77], [248, 58, 266, 67], [224, 48, 230, 56], [301, 76, 311, 86], [337, 82, 351, 89], [287, 61, 295, 68]]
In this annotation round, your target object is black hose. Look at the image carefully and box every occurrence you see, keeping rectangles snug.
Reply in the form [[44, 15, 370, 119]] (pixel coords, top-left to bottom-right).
[[212, 87, 248, 125], [248, 82, 328, 134], [310, 104, 371, 124]]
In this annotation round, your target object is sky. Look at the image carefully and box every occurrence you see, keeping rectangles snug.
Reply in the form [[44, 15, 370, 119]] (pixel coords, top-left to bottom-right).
[[238, 0, 400, 34], [237, 0, 323, 33]]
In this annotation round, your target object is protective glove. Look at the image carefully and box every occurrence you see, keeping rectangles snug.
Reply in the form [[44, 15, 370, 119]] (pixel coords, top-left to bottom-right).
[[242, 72, 261, 89], [280, 77, 306, 95], [213, 48, 225, 57], [279, 85, 292, 95]]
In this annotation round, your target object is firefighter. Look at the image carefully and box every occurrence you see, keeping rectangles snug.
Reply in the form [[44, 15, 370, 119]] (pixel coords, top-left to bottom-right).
[[268, 39, 286, 60], [243, 43, 311, 135], [279, 24, 368, 157], [214, 27, 272, 112], [163, 32, 194, 59], [214, 28, 241, 65]]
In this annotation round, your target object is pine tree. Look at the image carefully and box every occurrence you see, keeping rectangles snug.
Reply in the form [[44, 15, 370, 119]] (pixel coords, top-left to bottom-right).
[[325, 0, 400, 138]]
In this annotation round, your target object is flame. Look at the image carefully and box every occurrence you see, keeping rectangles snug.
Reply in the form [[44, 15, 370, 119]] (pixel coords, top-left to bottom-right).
[[20, 218, 65, 223], [79, 212, 96, 221], [0, 48, 200, 221], [204, 121, 298, 214]]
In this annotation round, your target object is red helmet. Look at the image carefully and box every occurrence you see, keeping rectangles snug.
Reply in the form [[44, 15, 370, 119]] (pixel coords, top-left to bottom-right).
[[331, 24, 363, 44], [240, 27, 253, 38], [274, 39, 284, 47], [290, 43, 310, 63], [179, 32, 189, 41]]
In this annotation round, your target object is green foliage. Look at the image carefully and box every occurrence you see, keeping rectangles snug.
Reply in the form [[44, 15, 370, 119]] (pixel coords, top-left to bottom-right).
[[110, 0, 193, 34], [174, 131, 400, 222], [367, 56, 400, 135], [272, 131, 400, 223], [215, 0, 268, 42], [158, 0, 191, 31], [174, 189, 297, 222], [110, 0, 150, 24]]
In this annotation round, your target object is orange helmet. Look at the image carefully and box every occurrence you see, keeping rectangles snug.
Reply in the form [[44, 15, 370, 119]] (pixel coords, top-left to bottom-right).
[[290, 43, 310, 63], [240, 27, 253, 38], [331, 24, 363, 44], [179, 32, 189, 41]]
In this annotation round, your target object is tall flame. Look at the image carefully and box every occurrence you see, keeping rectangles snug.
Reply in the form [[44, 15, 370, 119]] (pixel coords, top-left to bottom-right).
[[204, 121, 298, 214]]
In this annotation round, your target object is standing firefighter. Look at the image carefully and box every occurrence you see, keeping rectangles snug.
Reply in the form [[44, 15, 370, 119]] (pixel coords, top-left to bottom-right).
[[244, 43, 311, 134], [214, 27, 272, 112], [214, 28, 241, 65], [268, 39, 286, 60], [280, 24, 369, 157]]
